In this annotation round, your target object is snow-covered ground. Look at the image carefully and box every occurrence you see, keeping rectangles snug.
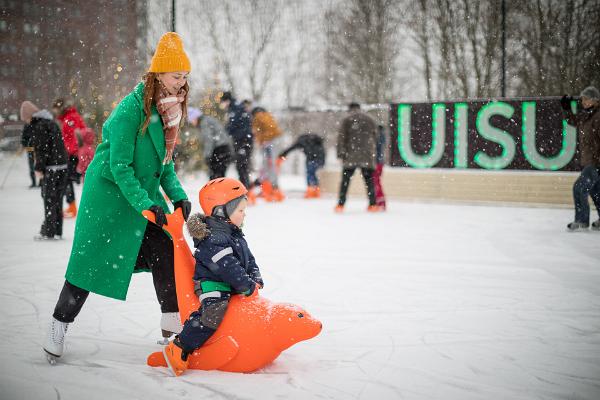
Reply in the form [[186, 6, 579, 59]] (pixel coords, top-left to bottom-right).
[[1, 152, 599, 400]]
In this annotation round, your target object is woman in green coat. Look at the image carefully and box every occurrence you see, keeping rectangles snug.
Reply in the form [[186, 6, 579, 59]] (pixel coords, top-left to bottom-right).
[[43, 33, 193, 363]]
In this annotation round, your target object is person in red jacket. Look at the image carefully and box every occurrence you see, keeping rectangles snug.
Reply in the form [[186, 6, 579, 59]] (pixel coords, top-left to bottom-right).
[[53, 98, 86, 218], [76, 128, 97, 182]]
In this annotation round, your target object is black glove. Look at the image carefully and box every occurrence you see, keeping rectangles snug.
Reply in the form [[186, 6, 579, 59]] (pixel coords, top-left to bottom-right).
[[173, 199, 191, 221], [560, 95, 572, 111], [148, 205, 167, 227], [255, 278, 264, 289], [242, 281, 257, 296]]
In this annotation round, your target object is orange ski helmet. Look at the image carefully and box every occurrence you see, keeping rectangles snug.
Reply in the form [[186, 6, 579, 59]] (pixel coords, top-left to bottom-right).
[[199, 177, 248, 216]]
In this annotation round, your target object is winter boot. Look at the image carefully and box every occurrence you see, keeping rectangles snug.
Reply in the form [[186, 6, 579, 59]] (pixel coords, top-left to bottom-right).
[[158, 312, 183, 344], [567, 221, 589, 232], [43, 317, 69, 364], [367, 205, 382, 213], [163, 338, 189, 376], [591, 219, 600, 231], [64, 202, 77, 218]]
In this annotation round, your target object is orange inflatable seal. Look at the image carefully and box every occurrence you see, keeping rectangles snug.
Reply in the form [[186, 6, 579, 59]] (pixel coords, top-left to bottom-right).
[[142, 208, 322, 373]]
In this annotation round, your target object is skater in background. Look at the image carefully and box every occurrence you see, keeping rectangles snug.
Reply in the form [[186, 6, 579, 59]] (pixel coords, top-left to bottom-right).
[[52, 97, 86, 218], [43, 32, 193, 363], [278, 131, 325, 198], [252, 106, 284, 201], [561, 86, 600, 231], [335, 102, 380, 213], [373, 125, 387, 210], [219, 92, 254, 199], [162, 177, 264, 376], [76, 127, 97, 182], [190, 107, 233, 180], [20, 101, 38, 188], [20, 100, 68, 240]]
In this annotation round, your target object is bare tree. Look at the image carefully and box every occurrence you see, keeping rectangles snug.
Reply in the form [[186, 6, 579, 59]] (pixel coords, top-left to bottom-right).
[[510, 0, 600, 96], [183, 0, 282, 103], [323, 0, 403, 104]]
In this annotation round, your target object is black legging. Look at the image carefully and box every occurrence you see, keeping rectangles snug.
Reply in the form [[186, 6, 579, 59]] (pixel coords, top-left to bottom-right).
[[53, 222, 178, 323], [233, 140, 252, 189], [64, 155, 79, 204], [40, 169, 68, 237], [337, 167, 376, 206]]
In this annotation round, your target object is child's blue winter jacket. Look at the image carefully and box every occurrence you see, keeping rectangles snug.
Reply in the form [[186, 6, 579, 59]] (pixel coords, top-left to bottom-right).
[[186, 213, 263, 294]]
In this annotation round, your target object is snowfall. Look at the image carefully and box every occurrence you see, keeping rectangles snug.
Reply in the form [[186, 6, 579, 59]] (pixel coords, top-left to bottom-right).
[[0, 152, 599, 400]]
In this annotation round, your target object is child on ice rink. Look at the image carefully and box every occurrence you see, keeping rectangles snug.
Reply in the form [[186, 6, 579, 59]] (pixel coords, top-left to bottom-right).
[[162, 177, 264, 376]]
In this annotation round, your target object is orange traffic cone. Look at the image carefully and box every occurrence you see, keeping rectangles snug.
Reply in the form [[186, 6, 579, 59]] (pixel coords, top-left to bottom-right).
[[63, 202, 77, 218]]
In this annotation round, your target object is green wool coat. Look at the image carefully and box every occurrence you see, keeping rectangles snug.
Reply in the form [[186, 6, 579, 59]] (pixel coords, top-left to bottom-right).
[[65, 82, 187, 300]]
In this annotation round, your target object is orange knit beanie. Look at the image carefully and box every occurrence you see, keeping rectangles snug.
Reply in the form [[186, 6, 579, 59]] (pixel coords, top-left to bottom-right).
[[149, 32, 191, 73]]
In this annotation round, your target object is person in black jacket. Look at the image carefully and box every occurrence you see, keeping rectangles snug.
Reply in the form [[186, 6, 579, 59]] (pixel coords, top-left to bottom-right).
[[20, 101, 39, 188], [20, 101, 69, 240], [219, 92, 253, 189], [278, 132, 326, 198], [162, 177, 263, 376]]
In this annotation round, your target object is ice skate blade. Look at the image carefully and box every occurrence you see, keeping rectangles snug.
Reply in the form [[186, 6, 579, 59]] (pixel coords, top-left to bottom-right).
[[44, 349, 59, 365]]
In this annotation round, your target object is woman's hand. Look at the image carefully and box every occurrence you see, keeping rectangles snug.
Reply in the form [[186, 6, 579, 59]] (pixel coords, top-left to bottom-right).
[[147, 205, 167, 227], [173, 199, 191, 221]]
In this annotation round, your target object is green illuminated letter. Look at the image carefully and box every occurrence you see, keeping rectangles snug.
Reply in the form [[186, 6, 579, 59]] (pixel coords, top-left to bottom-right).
[[474, 102, 515, 169], [397, 103, 446, 168], [522, 102, 576, 170], [453, 103, 468, 168]]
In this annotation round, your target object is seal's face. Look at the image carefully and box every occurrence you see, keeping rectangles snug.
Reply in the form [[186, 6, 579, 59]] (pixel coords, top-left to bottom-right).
[[269, 303, 322, 351]]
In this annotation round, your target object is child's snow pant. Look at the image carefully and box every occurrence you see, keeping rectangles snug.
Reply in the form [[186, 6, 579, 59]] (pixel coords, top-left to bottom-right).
[[177, 290, 231, 353]]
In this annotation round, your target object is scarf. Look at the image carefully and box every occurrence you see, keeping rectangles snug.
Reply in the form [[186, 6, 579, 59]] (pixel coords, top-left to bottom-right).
[[154, 83, 186, 164]]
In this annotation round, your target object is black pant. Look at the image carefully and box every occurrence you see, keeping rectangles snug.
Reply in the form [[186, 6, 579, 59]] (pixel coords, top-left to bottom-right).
[[40, 169, 67, 237], [27, 151, 36, 186], [64, 155, 79, 204], [53, 222, 178, 323], [208, 145, 232, 180], [233, 140, 252, 188], [573, 166, 600, 223], [337, 167, 376, 206]]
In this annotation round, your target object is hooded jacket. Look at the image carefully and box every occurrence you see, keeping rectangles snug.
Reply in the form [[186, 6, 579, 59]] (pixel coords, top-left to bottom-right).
[[279, 133, 325, 165], [57, 106, 86, 156], [187, 213, 263, 294], [22, 110, 68, 171]]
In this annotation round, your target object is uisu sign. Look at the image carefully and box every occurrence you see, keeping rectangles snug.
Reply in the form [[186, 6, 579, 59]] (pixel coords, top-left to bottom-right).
[[389, 98, 580, 171]]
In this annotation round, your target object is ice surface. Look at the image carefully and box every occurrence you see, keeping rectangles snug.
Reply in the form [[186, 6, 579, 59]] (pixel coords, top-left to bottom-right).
[[1, 153, 599, 400]]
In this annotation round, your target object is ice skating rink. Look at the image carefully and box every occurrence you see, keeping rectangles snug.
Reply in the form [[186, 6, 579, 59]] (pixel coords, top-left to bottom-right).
[[1, 154, 599, 400]]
